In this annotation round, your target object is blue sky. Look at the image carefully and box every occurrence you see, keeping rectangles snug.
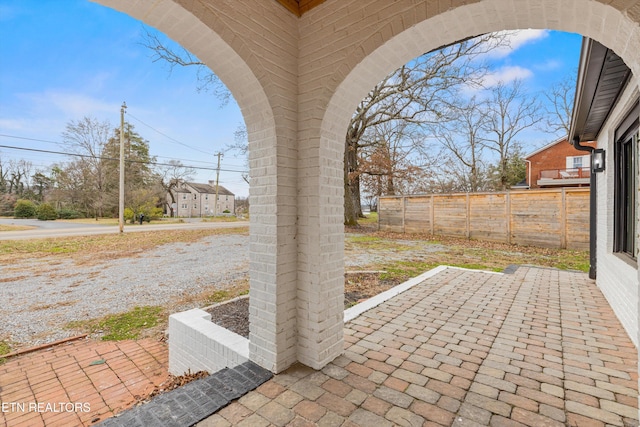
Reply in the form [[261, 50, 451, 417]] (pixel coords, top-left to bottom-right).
[[0, 1, 584, 198]]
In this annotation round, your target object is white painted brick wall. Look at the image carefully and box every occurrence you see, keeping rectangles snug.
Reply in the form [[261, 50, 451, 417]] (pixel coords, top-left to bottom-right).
[[168, 309, 249, 376], [595, 81, 640, 348]]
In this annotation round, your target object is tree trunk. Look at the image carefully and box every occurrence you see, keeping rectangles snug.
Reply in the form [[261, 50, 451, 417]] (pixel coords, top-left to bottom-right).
[[350, 174, 364, 217], [345, 137, 363, 220], [344, 143, 359, 226]]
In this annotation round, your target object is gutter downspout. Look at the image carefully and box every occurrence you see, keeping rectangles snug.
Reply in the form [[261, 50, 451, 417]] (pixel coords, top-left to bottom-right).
[[572, 137, 597, 279]]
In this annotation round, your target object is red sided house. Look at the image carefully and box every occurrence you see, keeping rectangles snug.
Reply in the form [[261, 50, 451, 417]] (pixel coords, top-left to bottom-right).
[[524, 137, 596, 188]]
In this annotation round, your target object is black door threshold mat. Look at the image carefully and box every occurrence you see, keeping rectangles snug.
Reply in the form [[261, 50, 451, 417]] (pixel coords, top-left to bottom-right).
[[98, 361, 273, 427]]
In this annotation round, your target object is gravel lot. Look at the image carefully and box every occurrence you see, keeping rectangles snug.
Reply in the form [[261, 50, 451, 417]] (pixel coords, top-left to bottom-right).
[[1, 230, 449, 349], [0, 233, 249, 348]]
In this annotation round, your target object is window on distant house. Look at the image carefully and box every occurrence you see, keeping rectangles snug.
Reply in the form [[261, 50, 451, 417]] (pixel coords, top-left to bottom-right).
[[194, 204, 197, 209], [182, 194, 186, 200], [194, 193, 197, 199], [566, 155, 589, 170], [614, 103, 639, 260], [573, 156, 583, 169]]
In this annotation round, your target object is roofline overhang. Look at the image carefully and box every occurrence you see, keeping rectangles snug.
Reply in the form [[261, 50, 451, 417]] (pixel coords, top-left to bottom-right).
[[569, 38, 632, 144]]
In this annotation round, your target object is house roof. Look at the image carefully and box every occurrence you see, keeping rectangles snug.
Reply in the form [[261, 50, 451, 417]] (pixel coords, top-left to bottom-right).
[[569, 38, 632, 143], [186, 182, 234, 196], [524, 137, 568, 159]]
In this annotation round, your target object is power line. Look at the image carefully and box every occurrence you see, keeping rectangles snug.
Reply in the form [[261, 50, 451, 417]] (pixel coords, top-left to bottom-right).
[[0, 133, 247, 169], [126, 112, 213, 155], [0, 144, 248, 173]]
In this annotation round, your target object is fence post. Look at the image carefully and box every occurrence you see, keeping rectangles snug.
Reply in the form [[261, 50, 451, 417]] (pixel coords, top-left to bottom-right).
[[466, 193, 471, 239], [430, 195, 435, 235], [376, 196, 380, 231], [402, 196, 406, 233], [561, 188, 567, 249], [506, 191, 512, 245]]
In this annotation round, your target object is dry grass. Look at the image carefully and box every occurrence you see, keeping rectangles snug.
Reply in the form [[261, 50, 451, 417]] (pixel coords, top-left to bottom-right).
[[0, 224, 35, 232], [343, 230, 590, 301], [347, 230, 589, 273], [0, 227, 248, 265]]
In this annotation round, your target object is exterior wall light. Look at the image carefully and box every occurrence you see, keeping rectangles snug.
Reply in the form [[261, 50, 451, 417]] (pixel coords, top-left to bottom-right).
[[593, 148, 606, 172]]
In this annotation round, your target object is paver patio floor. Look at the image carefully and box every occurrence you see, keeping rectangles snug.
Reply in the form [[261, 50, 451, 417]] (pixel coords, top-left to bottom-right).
[[199, 266, 638, 427], [1, 266, 637, 426], [0, 338, 168, 426]]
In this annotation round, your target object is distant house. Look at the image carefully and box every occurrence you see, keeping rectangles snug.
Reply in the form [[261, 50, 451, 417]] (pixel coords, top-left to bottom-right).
[[168, 181, 235, 217], [523, 137, 596, 189]]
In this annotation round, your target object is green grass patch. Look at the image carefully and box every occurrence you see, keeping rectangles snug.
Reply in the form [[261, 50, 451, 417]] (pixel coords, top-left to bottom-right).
[[0, 340, 11, 364], [348, 235, 383, 243], [448, 263, 503, 272], [346, 234, 414, 251], [554, 251, 590, 272], [67, 306, 163, 341], [379, 260, 440, 282], [357, 212, 378, 225], [205, 290, 231, 304]]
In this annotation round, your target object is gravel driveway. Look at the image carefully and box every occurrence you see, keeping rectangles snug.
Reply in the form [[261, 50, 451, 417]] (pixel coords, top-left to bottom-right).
[[0, 234, 249, 348], [1, 231, 449, 350]]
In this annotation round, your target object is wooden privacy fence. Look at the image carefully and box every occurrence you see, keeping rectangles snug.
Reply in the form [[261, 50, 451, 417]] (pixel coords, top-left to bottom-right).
[[378, 188, 590, 250]]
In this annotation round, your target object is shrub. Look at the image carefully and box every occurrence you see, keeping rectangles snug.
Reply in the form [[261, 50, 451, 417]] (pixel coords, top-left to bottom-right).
[[222, 209, 231, 214], [57, 209, 83, 219], [148, 207, 163, 220], [14, 199, 37, 218], [124, 208, 134, 223], [37, 203, 58, 221]]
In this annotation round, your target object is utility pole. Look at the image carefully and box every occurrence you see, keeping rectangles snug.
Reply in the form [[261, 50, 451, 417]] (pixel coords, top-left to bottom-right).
[[118, 102, 127, 233], [213, 152, 222, 216]]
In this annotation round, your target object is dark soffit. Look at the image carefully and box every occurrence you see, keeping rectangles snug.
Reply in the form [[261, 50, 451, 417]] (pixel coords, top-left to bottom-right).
[[570, 38, 632, 143]]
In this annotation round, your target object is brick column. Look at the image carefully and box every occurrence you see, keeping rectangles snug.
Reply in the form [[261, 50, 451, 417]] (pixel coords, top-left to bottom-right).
[[295, 122, 346, 369], [247, 121, 299, 373]]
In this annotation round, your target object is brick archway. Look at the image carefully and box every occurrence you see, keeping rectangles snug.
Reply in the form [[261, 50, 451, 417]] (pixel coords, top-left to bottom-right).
[[96, 0, 639, 373]]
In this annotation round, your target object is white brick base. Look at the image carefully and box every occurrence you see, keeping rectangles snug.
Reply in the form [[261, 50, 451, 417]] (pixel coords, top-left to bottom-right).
[[168, 309, 249, 376]]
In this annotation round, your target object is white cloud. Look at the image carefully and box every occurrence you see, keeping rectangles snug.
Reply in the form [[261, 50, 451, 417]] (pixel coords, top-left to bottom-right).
[[481, 65, 533, 87], [23, 90, 118, 119], [534, 59, 562, 71], [484, 29, 549, 59]]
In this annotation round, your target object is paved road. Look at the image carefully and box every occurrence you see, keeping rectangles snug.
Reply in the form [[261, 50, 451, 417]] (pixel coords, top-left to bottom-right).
[[0, 218, 248, 240]]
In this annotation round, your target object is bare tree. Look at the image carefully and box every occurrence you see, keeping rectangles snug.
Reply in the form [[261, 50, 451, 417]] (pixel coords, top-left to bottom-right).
[[431, 96, 488, 192], [60, 117, 113, 217], [5, 159, 33, 196], [157, 160, 195, 216], [543, 71, 577, 137], [344, 32, 512, 224], [358, 121, 430, 198], [481, 80, 541, 190], [140, 28, 231, 105], [139, 27, 513, 224]]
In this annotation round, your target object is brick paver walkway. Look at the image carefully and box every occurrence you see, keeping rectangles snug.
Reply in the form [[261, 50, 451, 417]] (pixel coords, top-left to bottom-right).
[[199, 266, 638, 427], [0, 338, 168, 426]]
